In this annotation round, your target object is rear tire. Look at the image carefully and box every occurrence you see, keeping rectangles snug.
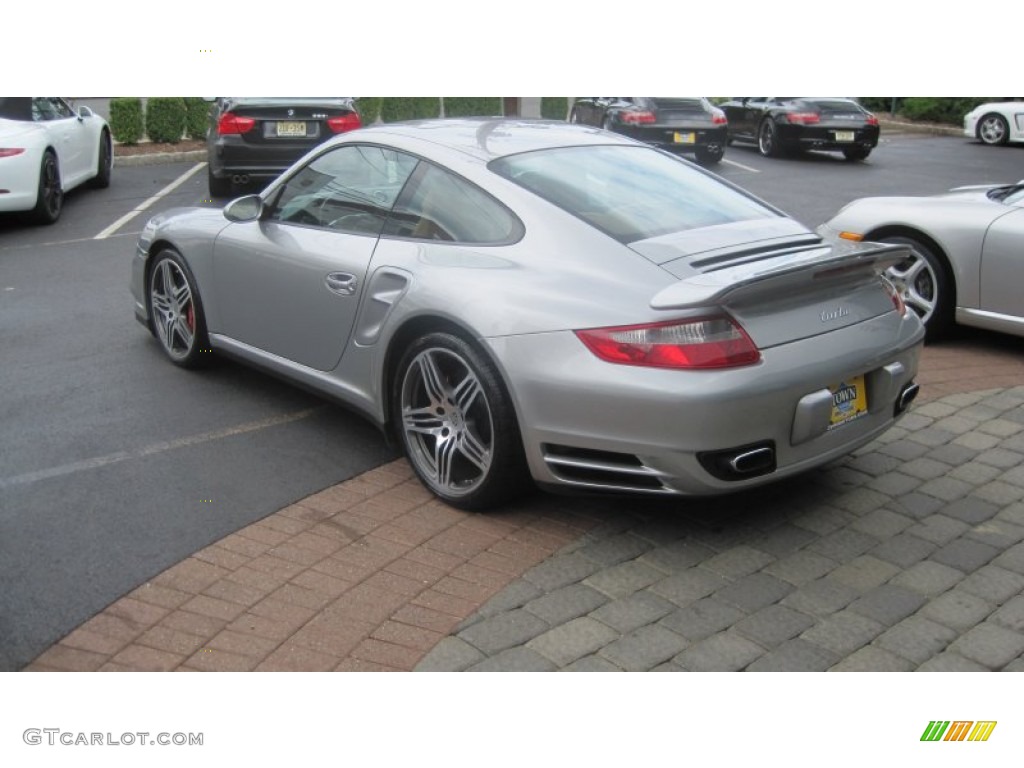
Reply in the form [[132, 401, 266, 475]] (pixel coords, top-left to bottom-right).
[[695, 144, 724, 165], [842, 146, 872, 162], [879, 234, 953, 340], [30, 150, 63, 224]]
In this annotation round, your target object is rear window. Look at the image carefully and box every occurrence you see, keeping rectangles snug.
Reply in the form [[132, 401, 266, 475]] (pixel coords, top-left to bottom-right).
[[490, 145, 776, 243]]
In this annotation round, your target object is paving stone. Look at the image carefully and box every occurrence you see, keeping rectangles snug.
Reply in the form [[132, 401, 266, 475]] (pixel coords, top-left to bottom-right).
[[920, 590, 996, 631], [978, 419, 1023, 438], [998, 503, 1024, 527], [930, 537, 1001, 572], [464, 580, 544, 624], [948, 462, 1003, 486], [830, 646, 915, 671], [1002, 658, 1024, 672], [457, 609, 550, 655], [414, 637, 485, 671], [659, 597, 747, 642], [763, 550, 839, 586], [866, 472, 922, 497], [870, 532, 939, 568], [907, 427, 956, 448], [716, 573, 794, 612], [589, 590, 676, 634], [638, 539, 716, 571], [808, 529, 879, 563], [673, 632, 765, 671], [848, 584, 927, 626], [878, 441, 931, 462], [966, 519, 1024, 550], [599, 625, 690, 671], [799, 610, 884, 656], [467, 647, 558, 672], [649, 568, 729, 607], [781, 578, 859, 617], [701, 546, 776, 579], [953, 431, 1002, 451], [790, 505, 853, 536], [908, 515, 970, 545], [993, 543, 1024, 575], [734, 605, 815, 648], [584, 560, 664, 599], [874, 617, 958, 664], [887, 492, 946, 520], [526, 617, 619, 667], [828, 556, 901, 592], [990, 596, 1024, 632], [523, 584, 608, 626], [999, 465, 1024, 489], [940, 497, 1001, 526], [931, 418, 985, 439], [846, 452, 905, 477], [900, 457, 955, 481], [889, 561, 965, 597], [917, 476, 973, 502], [927, 442, 981, 465], [915, 652, 992, 671], [976, 447, 1024, 469], [850, 508, 914, 539], [577, 533, 653, 567], [950, 623, 1024, 669], [745, 639, 840, 672], [831, 487, 891, 515], [913, 401, 960, 419], [522, 552, 604, 591], [974, 482, 1024, 505], [957, 565, 1024, 605], [562, 655, 622, 672]]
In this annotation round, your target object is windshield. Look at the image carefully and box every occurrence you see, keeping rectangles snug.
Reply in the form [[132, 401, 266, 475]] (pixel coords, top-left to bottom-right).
[[490, 145, 777, 243]]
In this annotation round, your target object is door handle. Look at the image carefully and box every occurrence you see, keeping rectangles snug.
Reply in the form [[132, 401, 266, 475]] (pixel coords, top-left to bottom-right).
[[325, 272, 357, 296]]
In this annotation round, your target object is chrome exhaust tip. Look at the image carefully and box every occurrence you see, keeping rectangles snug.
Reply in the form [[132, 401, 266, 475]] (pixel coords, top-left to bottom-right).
[[895, 382, 920, 415]]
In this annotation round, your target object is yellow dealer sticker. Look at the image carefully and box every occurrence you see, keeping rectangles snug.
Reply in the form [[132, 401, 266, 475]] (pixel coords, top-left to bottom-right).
[[828, 375, 868, 430]]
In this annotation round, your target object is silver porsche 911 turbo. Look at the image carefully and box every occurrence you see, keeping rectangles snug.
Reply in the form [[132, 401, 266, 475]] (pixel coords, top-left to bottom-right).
[[131, 119, 924, 509]]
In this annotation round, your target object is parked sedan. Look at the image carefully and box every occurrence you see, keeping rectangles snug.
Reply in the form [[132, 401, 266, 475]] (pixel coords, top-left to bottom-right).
[[819, 182, 1024, 339], [721, 97, 880, 161], [0, 97, 112, 224], [205, 97, 362, 197], [570, 97, 727, 164], [964, 101, 1024, 146], [132, 119, 923, 510]]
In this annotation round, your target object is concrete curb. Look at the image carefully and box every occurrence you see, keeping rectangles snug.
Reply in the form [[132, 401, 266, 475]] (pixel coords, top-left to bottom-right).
[[877, 119, 964, 138], [113, 150, 207, 167]]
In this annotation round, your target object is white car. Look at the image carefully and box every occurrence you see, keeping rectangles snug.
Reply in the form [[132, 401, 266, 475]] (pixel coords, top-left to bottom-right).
[[0, 97, 112, 224], [964, 101, 1024, 146]]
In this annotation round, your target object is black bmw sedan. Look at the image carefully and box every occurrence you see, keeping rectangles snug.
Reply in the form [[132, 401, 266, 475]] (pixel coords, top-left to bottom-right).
[[720, 97, 880, 161], [570, 97, 728, 165]]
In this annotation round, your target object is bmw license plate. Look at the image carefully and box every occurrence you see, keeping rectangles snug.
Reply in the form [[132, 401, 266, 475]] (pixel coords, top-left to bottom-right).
[[276, 121, 307, 137], [828, 375, 868, 430], [673, 131, 696, 144], [834, 130, 855, 142]]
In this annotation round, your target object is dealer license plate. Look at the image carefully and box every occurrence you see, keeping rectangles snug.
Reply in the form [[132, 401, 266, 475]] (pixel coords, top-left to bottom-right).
[[276, 121, 307, 137], [834, 130, 855, 142], [828, 375, 868, 430], [673, 131, 696, 144]]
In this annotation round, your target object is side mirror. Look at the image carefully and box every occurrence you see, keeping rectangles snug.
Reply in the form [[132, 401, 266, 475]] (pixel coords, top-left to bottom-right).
[[223, 194, 264, 223], [77, 106, 95, 119]]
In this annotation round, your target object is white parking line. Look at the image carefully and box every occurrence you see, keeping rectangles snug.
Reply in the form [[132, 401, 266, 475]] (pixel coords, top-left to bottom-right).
[[721, 157, 761, 173], [93, 162, 207, 240]]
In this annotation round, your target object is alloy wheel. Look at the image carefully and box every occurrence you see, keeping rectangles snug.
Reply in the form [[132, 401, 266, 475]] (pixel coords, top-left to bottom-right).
[[150, 258, 197, 361]]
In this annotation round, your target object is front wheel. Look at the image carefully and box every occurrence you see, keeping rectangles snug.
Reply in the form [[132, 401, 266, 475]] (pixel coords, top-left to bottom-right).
[[394, 332, 528, 510], [880, 234, 953, 339], [147, 248, 210, 367], [89, 130, 112, 188], [842, 146, 872, 162], [977, 113, 1009, 146]]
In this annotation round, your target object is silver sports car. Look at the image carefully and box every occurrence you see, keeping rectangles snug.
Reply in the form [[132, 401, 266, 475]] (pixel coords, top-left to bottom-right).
[[819, 181, 1024, 340], [131, 119, 924, 509]]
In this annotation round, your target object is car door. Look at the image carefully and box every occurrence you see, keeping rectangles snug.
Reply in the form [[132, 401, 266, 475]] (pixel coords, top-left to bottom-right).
[[34, 98, 89, 185], [979, 205, 1024, 320], [211, 144, 418, 371]]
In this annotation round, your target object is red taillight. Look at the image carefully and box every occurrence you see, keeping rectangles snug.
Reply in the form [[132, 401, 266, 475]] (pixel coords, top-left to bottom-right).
[[786, 112, 821, 125], [0, 148, 26, 158], [619, 110, 656, 125], [217, 112, 256, 135], [575, 317, 761, 370], [711, 109, 727, 125], [327, 113, 362, 133], [865, 113, 879, 126]]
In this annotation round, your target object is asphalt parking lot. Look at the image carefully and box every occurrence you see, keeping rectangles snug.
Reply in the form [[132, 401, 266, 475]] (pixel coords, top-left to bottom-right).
[[5, 128, 1024, 672]]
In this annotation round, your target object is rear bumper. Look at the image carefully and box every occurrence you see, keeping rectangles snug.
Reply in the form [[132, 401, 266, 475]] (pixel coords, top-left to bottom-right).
[[777, 124, 880, 151], [614, 124, 728, 152], [207, 135, 325, 179]]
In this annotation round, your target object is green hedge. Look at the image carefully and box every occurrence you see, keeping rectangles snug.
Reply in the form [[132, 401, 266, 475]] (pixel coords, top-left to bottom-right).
[[355, 97, 381, 125], [183, 98, 210, 139], [443, 97, 502, 117], [146, 97, 187, 143], [541, 97, 570, 120], [859, 97, 1003, 125], [109, 98, 144, 145], [380, 97, 442, 123]]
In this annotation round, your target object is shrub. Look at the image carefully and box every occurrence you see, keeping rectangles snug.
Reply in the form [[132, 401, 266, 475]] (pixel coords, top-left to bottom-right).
[[108, 98, 144, 145], [145, 97, 187, 143], [899, 97, 998, 125], [380, 97, 441, 123], [443, 97, 502, 117], [183, 98, 211, 140], [355, 97, 382, 125], [541, 97, 570, 120]]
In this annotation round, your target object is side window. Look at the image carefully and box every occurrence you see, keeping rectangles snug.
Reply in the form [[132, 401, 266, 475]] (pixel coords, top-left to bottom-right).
[[384, 162, 522, 244], [266, 145, 418, 235], [32, 98, 59, 121], [49, 98, 75, 119]]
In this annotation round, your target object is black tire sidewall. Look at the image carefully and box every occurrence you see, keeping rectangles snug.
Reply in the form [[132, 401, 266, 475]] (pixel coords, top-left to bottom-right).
[[31, 151, 62, 224], [147, 248, 210, 367]]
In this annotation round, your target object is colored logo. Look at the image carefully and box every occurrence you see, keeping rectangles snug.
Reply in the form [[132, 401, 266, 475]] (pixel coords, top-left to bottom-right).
[[921, 721, 997, 742]]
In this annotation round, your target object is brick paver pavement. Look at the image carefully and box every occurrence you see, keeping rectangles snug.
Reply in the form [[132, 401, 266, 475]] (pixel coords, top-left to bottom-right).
[[24, 333, 1024, 671]]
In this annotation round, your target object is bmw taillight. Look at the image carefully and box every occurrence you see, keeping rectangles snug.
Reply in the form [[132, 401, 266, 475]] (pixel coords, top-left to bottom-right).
[[327, 113, 362, 133], [619, 111, 657, 125], [217, 112, 256, 135], [0, 148, 26, 158], [711, 108, 727, 125], [785, 112, 821, 125], [575, 317, 761, 370], [865, 113, 879, 126]]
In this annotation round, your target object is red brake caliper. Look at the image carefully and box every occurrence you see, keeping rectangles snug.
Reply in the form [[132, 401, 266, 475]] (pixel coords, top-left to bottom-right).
[[186, 304, 195, 331]]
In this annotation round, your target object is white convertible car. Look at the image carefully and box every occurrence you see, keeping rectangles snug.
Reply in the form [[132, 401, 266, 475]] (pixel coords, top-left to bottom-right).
[[0, 97, 112, 224], [964, 101, 1024, 146]]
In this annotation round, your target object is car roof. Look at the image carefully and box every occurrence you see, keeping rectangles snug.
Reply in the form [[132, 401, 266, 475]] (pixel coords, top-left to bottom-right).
[[340, 118, 639, 162]]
